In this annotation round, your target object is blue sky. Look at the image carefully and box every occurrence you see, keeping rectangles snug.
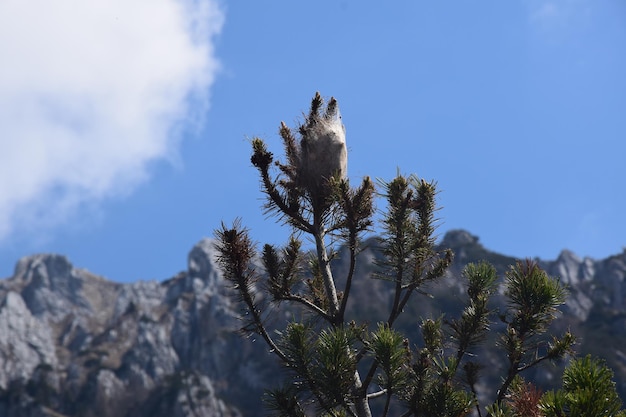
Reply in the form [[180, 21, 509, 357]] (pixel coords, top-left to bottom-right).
[[1, 1, 625, 282]]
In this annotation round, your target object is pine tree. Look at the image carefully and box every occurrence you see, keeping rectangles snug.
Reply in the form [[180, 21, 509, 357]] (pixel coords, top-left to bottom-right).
[[214, 93, 615, 417]]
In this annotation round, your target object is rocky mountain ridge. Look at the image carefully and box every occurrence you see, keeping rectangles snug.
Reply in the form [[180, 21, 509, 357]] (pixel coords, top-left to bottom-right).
[[0, 240, 253, 417], [1, 229, 625, 416]]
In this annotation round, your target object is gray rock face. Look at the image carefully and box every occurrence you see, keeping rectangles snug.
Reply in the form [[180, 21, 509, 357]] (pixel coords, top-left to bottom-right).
[[1, 231, 626, 416], [0, 291, 57, 390], [0, 240, 251, 417], [539, 248, 626, 320]]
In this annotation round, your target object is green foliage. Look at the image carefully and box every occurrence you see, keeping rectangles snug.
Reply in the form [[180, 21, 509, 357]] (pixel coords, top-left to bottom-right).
[[449, 262, 497, 357], [540, 355, 626, 417], [281, 322, 316, 388], [504, 260, 568, 336], [214, 93, 623, 417], [494, 260, 575, 405], [404, 380, 474, 417], [376, 174, 453, 328], [265, 385, 307, 417], [271, 322, 364, 414], [369, 324, 410, 394], [264, 238, 303, 301], [315, 327, 359, 407]]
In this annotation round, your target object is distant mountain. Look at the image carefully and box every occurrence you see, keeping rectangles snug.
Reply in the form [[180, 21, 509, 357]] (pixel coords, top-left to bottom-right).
[[0, 230, 625, 416]]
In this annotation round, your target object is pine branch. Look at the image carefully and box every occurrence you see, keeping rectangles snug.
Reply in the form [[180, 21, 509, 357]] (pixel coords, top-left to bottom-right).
[[334, 177, 375, 323], [214, 223, 287, 362], [496, 261, 570, 404], [279, 322, 342, 416], [312, 212, 340, 320], [251, 138, 313, 233], [281, 293, 333, 322]]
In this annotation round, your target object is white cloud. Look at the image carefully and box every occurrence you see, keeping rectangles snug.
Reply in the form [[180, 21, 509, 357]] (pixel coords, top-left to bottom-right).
[[0, 0, 223, 241]]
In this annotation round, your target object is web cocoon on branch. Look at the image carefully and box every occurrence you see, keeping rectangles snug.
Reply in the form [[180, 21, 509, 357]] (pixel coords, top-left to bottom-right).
[[297, 95, 347, 200]]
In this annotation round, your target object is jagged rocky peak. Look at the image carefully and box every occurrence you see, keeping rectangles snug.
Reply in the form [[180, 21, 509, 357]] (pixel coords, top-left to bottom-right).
[[13, 253, 73, 283], [440, 229, 480, 248], [437, 229, 502, 272], [597, 251, 626, 311], [550, 251, 595, 321], [188, 238, 222, 285], [0, 249, 244, 417], [543, 249, 594, 289], [189, 239, 216, 274], [165, 238, 230, 302], [3, 253, 120, 323]]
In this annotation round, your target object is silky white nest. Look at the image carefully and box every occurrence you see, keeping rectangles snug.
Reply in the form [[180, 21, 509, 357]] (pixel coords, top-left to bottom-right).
[[298, 98, 347, 194]]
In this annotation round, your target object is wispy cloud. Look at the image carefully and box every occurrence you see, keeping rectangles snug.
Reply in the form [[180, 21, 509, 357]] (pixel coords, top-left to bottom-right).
[[0, 0, 224, 242], [527, 0, 592, 36], [531, 2, 560, 22]]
